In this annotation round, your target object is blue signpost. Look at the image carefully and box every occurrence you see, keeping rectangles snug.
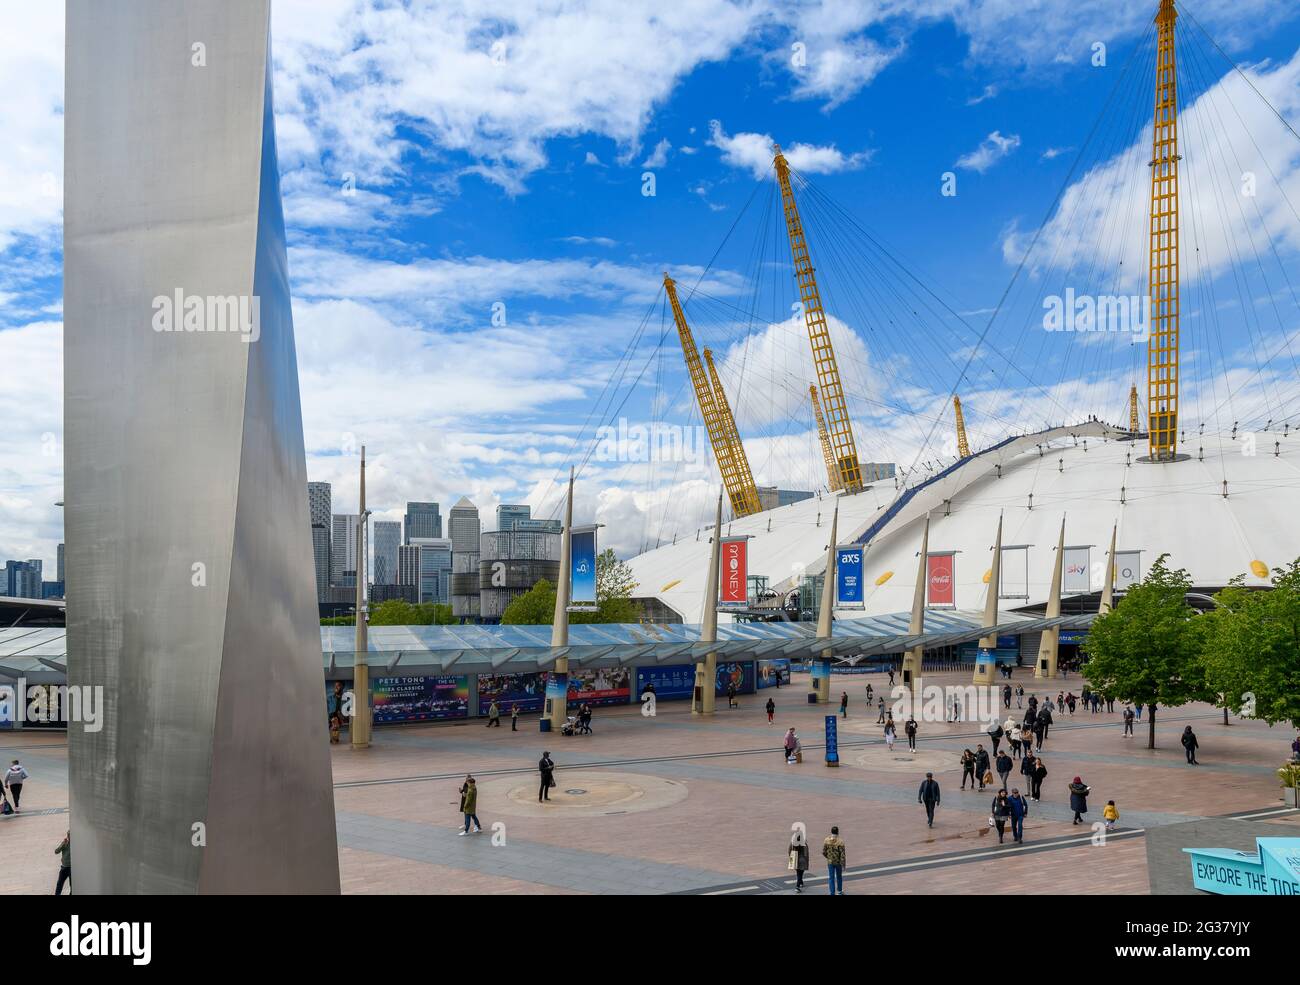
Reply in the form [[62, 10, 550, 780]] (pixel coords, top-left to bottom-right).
[[825, 714, 839, 767]]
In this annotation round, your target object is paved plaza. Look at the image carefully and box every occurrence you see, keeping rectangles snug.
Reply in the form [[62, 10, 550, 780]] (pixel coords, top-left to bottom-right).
[[5, 669, 1298, 895]]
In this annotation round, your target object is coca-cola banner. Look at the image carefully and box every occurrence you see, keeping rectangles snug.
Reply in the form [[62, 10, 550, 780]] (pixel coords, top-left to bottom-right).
[[926, 553, 955, 607], [719, 537, 748, 606]]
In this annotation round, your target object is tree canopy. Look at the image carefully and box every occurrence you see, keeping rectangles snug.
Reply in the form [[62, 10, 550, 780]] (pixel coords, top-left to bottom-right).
[[501, 549, 640, 625]]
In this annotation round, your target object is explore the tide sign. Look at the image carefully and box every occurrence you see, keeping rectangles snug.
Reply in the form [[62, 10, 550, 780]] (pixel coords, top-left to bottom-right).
[[1183, 837, 1300, 895]]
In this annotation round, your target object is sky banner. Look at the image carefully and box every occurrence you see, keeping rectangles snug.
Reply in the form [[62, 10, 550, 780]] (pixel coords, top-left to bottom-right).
[[719, 536, 748, 606], [926, 552, 955, 607], [1063, 546, 1091, 594], [568, 525, 598, 612], [835, 545, 864, 606]]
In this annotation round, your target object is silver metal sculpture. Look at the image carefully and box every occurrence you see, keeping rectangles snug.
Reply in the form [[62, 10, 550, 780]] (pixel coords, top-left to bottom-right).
[[64, 0, 340, 893]]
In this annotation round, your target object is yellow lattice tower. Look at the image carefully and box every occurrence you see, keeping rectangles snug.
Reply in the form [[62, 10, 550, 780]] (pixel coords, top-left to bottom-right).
[[774, 145, 864, 493], [1147, 0, 1181, 460], [953, 395, 972, 458], [703, 348, 762, 516], [1129, 384, 1141, 433], [810, 384, 841, 491], [664, 273, 760, 517]]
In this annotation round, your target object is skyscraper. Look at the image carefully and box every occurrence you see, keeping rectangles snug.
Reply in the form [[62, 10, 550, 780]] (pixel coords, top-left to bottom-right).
[[373, 521, 401, 586], [331, 513, 360, 588], [398, 544, 420, 590], [308, 482, 331, 601], [409, 538, 452, 605], [449, 497, 482, 620], [4, 560, 43, 599], [496, 503, 530, 531], [404, 502, 441, 542], [57, 542, 65, 584]]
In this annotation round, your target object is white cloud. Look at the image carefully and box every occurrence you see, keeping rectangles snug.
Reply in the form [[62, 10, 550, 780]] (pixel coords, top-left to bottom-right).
[[641, 138, 672, 169], [707, 120, 871, 179], [955, 130, 1021, 173]]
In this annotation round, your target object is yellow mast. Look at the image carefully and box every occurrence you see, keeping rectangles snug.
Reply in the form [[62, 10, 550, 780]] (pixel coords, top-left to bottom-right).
[[1147, 0, 1181, 461], [774, 145, 864, 493], [703, 348, 762, 516], [810, 384, 841, 491], [1129, 384, 1141, 433], [953, 395, 972, 458], [664, 273, 760, 517]]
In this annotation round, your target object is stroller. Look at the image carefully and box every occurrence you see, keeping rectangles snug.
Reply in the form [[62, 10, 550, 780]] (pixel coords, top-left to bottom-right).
[[560, 715, 579, 737]]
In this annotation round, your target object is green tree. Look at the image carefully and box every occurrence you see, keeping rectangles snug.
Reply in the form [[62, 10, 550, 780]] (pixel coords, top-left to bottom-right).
[[323, 599, 458, 627], [500, 551, 641, 626], [1083, 554, 1213, 748], [1202, 561, 1300, 729], [501, 578, 557, 625]]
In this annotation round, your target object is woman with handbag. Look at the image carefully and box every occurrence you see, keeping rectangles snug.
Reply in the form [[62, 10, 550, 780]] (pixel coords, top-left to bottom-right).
[[788, 829, 809, 892]]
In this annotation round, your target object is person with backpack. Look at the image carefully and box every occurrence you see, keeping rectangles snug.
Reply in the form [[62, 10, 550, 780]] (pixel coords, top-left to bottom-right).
[[1182, 726, 1200, 765], [1068, 775, 1091, 824], [918, 772, 941, 828], [4, 759, 28, 812], [458, 775, 482, 835], [990, 789, 1012, 843]]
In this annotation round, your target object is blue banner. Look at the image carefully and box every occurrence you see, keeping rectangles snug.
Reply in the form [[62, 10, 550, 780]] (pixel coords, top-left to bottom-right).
[[545, 673, 569, 701], [636, 664, 696, 701], [757, 658, 790, 689], [835, 545, 864, 605], [570, 527, 597, 611], [825, 714, 839, 765], [810, 659, 831, 681], [716, 660, 755, 695]]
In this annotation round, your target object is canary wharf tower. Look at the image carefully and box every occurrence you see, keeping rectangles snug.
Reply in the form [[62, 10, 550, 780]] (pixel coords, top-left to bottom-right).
[[64, 0, 339, 893]]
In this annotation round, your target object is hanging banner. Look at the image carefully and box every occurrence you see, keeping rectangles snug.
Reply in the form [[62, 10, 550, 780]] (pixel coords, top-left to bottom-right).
[[926, 553, 955, 607], [1063, 546, 1091, 594], [568, 525, 598, 612], [835, 545, 864, 607], [719, 536, 748, 606], [1000, 546, 1029, 599], [1115, 550, 1143, 589]]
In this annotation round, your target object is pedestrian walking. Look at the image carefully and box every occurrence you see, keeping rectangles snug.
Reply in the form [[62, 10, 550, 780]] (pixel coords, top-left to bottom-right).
[[458, 775, 482, 835], [1135, 703, 1143, 721], [1037, 705, 1053, 746], [960, 749, 977, 790], [876, 698, 886, 724], [538, 751, 555, 802], [4, 759, 27, 812], [822, 826, 846, 895], [1031, 756, 1048, 801], [905, 715, 918, 752], [1291, 734, 1300, 762], [54, 830, 71, 895], [995, 750, 1013, 790], [1122, 705, 1135, 737], [918, 772, 941, 827], [1008, 788, 1028, 843], [1009, 722, 1022, 759], [1015, 684, 1024, 709], [1068, 775, 1091, 824], [727, 682, 738, 709], [865, 683, 874, 703], [949, 693, 961, 722], [487, 700, 501, 727], [887, 668, 895, 687], [789, 828, 810, 892], [765, 696, 776, 724], [974, 744, 991, 791], [1103, 800, 1119, 831], [884, 716, 896, 752], [991, 790, 1011, 843], [581, 702, 594, 734], [840, 691, 848, 718], [1002, 684, 1012, 709], [987, 718, 1004, 756], [1182, 726, 1200, 765], [511, 703, 519, 731]]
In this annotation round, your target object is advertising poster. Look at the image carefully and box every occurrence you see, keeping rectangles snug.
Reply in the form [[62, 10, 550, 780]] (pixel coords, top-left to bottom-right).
[[715, 660, 754, 695], [1000, 546, 1029, 599], [477, 672, 545, 715], [719, 537, 748, 606], [372, 675, 469, 724], [544, 672, 568, 703], [636, 664, 696, 701], [1115, 550, 1143, 589], [835, 545, 864, 606], [556, 667, 630, 707], [926, 553, 955, 607], [569, 526, 598, 612], [757, 658, 791, 689], [1063, 547, 1091, 594]]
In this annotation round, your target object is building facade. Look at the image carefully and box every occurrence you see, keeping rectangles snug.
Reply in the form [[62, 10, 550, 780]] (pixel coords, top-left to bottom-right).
[[404, 501, 442, 542], [410, 537, 453, 605], [331, 513, 359, 588], [496, 503, 531, 531], [373, 520, 401, 586], [448, 497, 481, 620], [478, 529, 561, 621], [308, 482, 331, 601]]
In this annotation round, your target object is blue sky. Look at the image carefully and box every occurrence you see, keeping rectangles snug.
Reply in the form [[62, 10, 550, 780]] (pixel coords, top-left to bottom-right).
[[3, 0, 1300, 570]]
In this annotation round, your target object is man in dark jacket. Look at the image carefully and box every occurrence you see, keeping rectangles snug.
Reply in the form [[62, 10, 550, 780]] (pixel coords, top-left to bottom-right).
[[1007, 788, 1028, 843], [974, 745, 991, 791], [1020, 752, 1037, 798], [1182, 726, 1200, 764], [987, 720, 1004, 756], [1068, 776, 1090, 823], [538, 752, 555, 802], [990, 790, 1012, 843], [918, 772, 941, 828], [995, 750, 1013, 790]]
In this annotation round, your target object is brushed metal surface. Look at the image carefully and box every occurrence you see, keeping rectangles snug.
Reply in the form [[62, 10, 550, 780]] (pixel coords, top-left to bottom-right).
[[64, 0, 339, 893]]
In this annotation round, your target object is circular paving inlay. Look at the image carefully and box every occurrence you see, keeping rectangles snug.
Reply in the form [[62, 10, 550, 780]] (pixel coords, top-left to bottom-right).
[[851, 747, 959, 774], [478, 770, 689, 818]]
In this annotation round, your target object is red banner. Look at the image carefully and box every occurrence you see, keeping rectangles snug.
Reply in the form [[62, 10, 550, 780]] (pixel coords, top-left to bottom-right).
[[719, 538, 748, 605], [926, 553, 955, 606]]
